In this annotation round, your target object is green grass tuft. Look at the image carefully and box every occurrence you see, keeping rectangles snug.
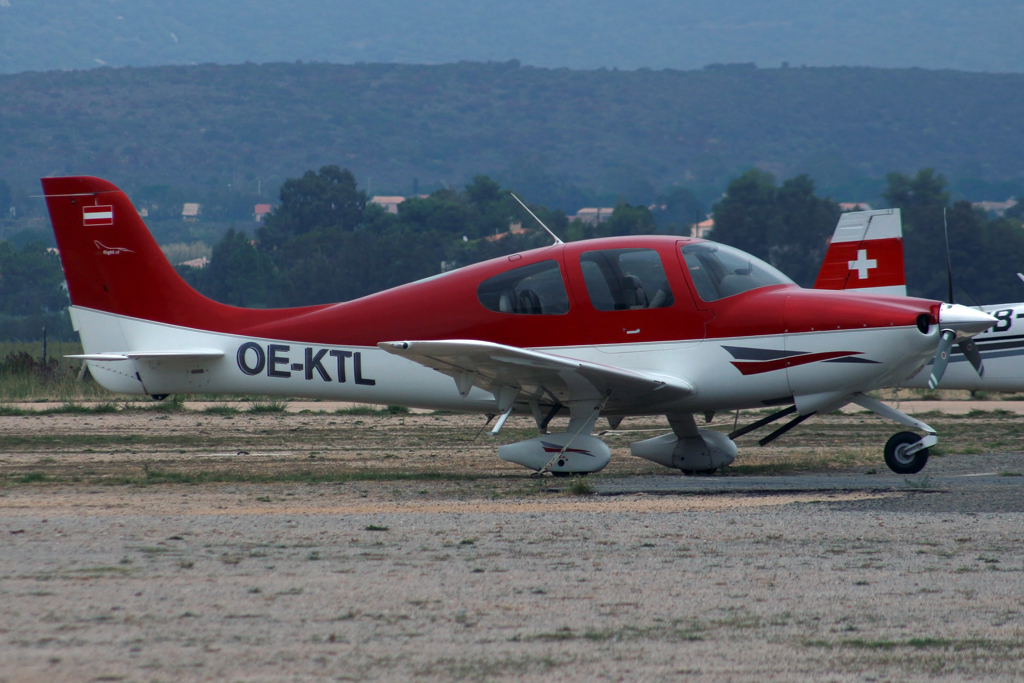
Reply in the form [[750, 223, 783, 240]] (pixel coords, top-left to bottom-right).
[[203, 404, 240, 415], [248, 399, 289, 413], [565, 476, 594, 496]]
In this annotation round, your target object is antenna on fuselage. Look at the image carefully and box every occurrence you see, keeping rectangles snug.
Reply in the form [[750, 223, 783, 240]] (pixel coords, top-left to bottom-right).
[[510, 193, 563, 245]]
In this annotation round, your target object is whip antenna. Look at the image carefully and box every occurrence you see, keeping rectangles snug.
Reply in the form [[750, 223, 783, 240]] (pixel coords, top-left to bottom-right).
[[943, 207, 954, 304], [510, 193, 563, 245]]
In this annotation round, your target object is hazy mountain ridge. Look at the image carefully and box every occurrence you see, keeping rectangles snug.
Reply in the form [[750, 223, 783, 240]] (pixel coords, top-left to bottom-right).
[[2, 61, 1024, 209], [2, 0, 1024, 74]]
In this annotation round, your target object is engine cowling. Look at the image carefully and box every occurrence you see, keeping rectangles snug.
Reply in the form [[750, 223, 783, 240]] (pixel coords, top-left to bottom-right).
[[629, 429, 737, 472], [498, 434, 611, 474]]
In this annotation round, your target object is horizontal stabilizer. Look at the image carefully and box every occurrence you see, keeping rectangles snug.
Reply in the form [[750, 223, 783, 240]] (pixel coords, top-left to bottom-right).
[[66, 350, 225, 362]]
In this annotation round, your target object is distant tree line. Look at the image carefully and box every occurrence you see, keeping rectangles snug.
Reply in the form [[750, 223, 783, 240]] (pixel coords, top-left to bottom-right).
[[3, 165, 1024, 341], [180, 166, 663, 307], [709, 167, 1024, 301]]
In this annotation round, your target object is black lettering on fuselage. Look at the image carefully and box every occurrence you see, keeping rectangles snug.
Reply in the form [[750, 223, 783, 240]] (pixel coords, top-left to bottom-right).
[[993, 309, 1013, 333], [236, 343, 377, 387], [330, 350, 352, 382], [267, 344, 291, 378], [237, 342, 266, 375], [306, 348, 331, 381], [354, 351, 376, 386]]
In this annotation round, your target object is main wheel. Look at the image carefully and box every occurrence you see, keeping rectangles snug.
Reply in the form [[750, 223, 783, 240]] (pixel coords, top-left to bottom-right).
[[884, 431, 929, 474]]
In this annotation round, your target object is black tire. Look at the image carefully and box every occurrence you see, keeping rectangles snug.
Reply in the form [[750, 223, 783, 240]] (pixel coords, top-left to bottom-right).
[[884, 431, 929, 474]]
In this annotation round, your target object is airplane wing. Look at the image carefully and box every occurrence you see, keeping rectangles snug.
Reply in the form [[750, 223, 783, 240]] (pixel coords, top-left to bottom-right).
[[66, 350, 225, 361], [378, 339, 693, 411]]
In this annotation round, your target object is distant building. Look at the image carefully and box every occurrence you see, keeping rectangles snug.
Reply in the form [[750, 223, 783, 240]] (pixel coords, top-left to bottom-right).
[[572, 208, 615, 225], [254, 203, 273, 222], [177, 257, 210, 269], [972, 198, 1017, 216], [691, 217, 713, 239], [839, 202, 872, 212], [370, 196, 406, 214], [485, 221, 529, 243], [182, 203, 202, 222]]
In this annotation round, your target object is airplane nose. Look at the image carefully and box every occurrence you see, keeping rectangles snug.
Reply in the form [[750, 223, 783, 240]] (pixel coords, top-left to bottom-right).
[[938, 303, 997, 337]]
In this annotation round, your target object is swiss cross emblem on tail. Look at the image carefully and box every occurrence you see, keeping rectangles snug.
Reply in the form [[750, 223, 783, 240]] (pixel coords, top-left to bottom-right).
[[813, 209, 906, 296], [83, 205, 113, 226], [848, 249, 877, 279]]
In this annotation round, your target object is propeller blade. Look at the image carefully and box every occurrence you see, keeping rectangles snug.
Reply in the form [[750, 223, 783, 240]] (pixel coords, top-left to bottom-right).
[[958, 339, 985, 377], [928, 330, 956, 389]]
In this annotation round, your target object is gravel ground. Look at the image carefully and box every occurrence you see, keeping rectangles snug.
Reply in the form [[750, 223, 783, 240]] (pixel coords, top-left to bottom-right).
[[1, 408, 1022, 682]]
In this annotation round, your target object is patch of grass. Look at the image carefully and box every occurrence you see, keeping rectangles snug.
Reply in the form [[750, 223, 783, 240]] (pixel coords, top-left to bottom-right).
[[565, 476, 594, 495], [335, 404, 409, 416], [113, 469, 482, 486], [904, 476, 934, 489], [999, 471, 1023, 477], [0, 404, 29, 416], [139, 395, 186, 412], [726, 447, 877, 476], [248, 399, 289, 413], [15, 472, 48, 484], [203, 404, 240, 415], [365, 524, 389, 531], [807, 637, 1017, 651]]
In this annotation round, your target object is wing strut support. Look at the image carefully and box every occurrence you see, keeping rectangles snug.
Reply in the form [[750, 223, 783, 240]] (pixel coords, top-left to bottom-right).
[[728, 405, 797, 440], [488, 408, 514, 436], [758, 412, 817, 446]]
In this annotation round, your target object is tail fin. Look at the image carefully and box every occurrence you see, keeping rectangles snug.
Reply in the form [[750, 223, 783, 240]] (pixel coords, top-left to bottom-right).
[[42, 176, 318, 333], [813, 208, 906, 296]]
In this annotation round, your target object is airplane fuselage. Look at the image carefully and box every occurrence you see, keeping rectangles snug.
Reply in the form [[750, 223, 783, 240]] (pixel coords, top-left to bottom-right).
[[73, 235, 943, 418]]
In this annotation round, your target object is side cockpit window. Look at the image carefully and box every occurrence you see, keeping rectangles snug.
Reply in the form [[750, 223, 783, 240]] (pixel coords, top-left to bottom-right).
[[579, 248, 675, 311], [477, 260, 570, 315]]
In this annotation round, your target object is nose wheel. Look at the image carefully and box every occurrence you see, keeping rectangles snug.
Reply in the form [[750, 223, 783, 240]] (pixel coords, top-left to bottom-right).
[[884, 431, 930, 474]]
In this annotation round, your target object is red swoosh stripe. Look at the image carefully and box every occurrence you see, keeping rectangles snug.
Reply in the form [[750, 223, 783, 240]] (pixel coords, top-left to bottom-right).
[[731, 351, 861, 375]]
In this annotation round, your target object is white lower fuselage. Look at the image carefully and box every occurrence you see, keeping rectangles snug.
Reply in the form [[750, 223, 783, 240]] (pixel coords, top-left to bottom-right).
[[73, 306, 939, 416]]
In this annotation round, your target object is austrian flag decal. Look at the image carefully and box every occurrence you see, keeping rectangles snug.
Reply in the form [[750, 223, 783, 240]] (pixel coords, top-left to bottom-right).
[[83, 205, 114, 226]]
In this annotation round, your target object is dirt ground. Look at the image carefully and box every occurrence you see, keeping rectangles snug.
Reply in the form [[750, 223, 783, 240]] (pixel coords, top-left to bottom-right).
[[1, 406, 1023, 682]]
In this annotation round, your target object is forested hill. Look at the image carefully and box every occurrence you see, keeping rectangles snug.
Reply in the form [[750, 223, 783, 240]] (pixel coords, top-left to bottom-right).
[[3, 62, 1024, 207]]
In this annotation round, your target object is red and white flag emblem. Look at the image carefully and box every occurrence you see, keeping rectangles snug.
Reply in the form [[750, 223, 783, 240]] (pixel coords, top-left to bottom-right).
[[83, 205, 113, 226]]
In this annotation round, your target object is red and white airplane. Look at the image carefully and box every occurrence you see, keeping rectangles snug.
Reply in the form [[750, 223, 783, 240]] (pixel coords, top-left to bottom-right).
[[815, 207, 1024, 392], [43, 176, 996, 476]]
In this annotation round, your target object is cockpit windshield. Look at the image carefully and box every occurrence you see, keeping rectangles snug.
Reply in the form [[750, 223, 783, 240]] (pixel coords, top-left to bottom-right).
[[680, 242, 794, 302]]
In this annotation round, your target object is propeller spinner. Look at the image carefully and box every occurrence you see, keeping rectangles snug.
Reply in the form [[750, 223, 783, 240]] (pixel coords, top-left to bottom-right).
[[927, 303, 996, 389]]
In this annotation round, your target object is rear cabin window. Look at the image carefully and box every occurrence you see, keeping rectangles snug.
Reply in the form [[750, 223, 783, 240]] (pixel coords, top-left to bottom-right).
[[680, 242, 794, 302], [477, 260, 570, 315], [579, 248, 675, 311]]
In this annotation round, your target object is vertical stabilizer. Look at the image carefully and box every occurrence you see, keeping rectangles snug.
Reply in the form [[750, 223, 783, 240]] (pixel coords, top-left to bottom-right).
[[813, 209, 906, 296], [41, 176, 322, 333]]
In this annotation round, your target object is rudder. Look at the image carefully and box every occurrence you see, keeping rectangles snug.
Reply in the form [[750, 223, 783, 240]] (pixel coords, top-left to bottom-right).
[[813, 208, 906, 296]]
